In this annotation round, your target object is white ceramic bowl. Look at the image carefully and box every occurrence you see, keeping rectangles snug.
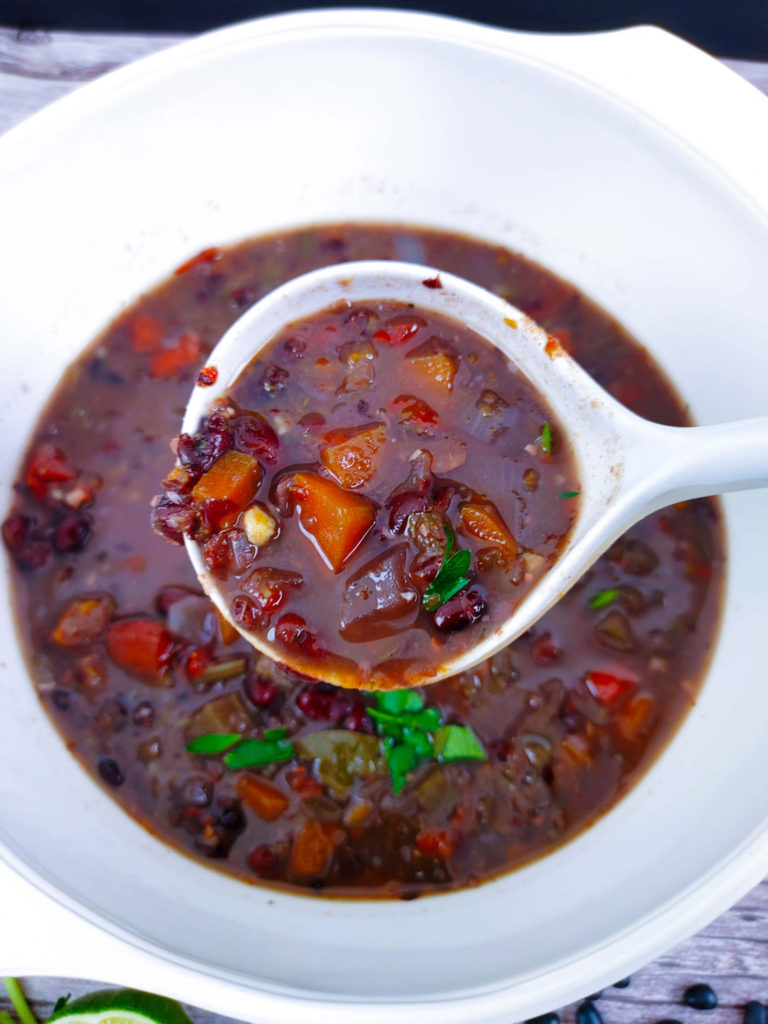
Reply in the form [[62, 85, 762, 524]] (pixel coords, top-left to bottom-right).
[[1, 11, 767, 1023]]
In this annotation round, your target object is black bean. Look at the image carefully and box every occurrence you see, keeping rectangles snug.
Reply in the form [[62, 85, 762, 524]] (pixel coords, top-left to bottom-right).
[[98, 757, 125, 787], [576, 1001, 603, 1024], [588, 991, 604, 1001], [217, 801, 245, 831], [744, 1002, 767, 1024], [54, 514, 90, 553], [684, 984, 718, 1010], [525, 1014, 560, 1024], [655, 1019, 683, 1024], [613, 978, 631, 989], [52, 688, 71, 711]]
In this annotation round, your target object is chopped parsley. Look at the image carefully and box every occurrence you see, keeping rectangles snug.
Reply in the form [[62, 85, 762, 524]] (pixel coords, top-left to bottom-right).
[[559, 490, 580, 499], [539, 421, 553, 455], [422, 523, 471, 612], [588, 587, 620, 610], [186, 730, 294, 766], [370, 689, 486, 793], [224, 737, 293, 769], [186, 732, 241, 755], [434, 724, 487, 762]]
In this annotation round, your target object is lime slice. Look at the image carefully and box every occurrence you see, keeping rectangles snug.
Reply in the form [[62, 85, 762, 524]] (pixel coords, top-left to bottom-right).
[[47, 989, 193, 1024]]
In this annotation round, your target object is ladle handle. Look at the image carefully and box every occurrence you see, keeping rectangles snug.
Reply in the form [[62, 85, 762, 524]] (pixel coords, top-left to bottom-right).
[[626, 415, 768, 518]]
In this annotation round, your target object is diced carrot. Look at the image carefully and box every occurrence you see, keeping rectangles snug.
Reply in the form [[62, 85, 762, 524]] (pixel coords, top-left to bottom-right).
[[585, 670, 636, 704], [236, 774, 290, 821], [192, 451, 262, 528], [459, 501, 517, 562], [561, 733, 592, 766], [107, 619, 174, 680], [289, 819, 343, 878], [150, 332, 202, 378], [319, 422, 386, 489], [130, 315, 164, 352], [288, 471, 375, 572], [215, 606, 239, 645], [52, 596, 115, 648], [616, 693, 656, 741], [406, 341, 458, 391]]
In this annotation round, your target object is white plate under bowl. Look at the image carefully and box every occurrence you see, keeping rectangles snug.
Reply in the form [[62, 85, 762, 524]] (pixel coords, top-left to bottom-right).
[[0, 10, 767, 1024]]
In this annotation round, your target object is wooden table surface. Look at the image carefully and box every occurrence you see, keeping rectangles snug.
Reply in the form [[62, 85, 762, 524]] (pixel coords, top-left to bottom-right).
[[1, 23, 767, 1024]]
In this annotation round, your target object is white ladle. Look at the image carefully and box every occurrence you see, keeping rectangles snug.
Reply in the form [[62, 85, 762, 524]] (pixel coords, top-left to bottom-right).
[[184, 260, 768, 687]]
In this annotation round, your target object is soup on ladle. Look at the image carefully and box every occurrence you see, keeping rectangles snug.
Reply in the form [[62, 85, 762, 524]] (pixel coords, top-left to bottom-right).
[[153, 263, 581, 689]]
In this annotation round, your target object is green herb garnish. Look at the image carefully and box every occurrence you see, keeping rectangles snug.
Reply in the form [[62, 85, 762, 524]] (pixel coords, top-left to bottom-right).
[[422, 523, 471, 612], [434, 725, 487, 762], [588, 587, 620, 610], [376, 689, 425, 714], [539, 421, 553, 455], [370, 690, 486, 792], [559, 490, 580, 499], [186, 732, 241, 755], [186, 730, 294, 767], [224, 737, 294, 769], [384, 738, 418, 794], [263, 727, 288, 741]]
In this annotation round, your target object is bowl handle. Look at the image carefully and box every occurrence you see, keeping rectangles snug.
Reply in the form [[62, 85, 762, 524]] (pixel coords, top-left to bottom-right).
[[0, 856, 169, 990], [498, 23, 768, 214]]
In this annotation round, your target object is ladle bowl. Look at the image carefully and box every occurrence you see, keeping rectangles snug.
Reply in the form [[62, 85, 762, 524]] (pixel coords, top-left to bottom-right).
[[183, 260, 768, 686]]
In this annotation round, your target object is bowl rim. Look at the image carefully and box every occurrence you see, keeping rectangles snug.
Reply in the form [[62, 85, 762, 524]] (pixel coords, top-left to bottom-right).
[[1, 9, 767, 1022]]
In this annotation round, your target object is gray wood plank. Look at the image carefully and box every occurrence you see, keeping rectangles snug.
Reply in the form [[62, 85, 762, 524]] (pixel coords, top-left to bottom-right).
[[0, 24, 767, 1024]]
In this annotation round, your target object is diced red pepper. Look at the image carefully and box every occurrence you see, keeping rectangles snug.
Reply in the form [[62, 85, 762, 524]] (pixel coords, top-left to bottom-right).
[[373, 319, 421, 347], [107, 619, 174, 680], [185, 646, 212, 678], [416, 827, 455, 859], [584, 670, 636, 704], [130, 315, 164, 352], [174, 247, 220, 275], [150, 332, 203, 378], [197, 366, 218, 386], [27, 445, 75, 498], [286, 765, 323, 798], [391, 394, 438, 427]]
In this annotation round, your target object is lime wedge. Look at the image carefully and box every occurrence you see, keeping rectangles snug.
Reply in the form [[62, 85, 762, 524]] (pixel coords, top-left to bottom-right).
[[47, 989, 193, 1024]]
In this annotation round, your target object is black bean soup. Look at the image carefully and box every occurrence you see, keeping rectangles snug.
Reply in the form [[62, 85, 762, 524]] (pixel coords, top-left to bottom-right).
[[2, 225, 723, 898], [155, 297, 580, 688]]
